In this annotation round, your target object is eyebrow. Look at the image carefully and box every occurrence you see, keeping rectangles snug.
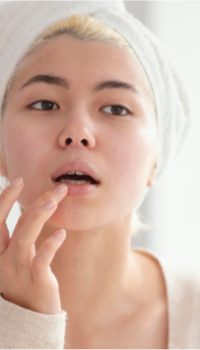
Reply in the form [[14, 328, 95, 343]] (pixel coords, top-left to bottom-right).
[[20, 74, 69, 90], [20, 74, 139, 95]]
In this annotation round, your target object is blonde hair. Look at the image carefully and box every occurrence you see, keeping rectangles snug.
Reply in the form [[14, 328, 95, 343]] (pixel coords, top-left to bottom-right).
[[29, 14, 132, 53], [1, 14, 154, 236]]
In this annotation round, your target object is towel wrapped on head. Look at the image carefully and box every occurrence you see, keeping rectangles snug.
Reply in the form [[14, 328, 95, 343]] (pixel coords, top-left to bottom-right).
[[0, 0, 191, 180]]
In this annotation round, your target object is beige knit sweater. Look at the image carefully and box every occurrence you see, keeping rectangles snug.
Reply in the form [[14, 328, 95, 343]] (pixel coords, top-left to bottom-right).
[[0, 248, 199, 349]]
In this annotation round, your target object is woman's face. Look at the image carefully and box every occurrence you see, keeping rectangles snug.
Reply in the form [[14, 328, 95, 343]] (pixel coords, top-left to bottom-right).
[[1, 35, 158, 231]]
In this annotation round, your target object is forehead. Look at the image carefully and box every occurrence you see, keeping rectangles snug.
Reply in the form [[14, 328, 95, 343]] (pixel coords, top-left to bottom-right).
[[11, 35, 154, 102]]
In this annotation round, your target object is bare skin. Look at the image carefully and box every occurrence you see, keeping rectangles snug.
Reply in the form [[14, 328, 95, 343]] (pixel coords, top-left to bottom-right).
[[0, 36, 168, 348], [63, 250, 168, 349], [0, 179, 68, 314], [0, 180, 168, 348]]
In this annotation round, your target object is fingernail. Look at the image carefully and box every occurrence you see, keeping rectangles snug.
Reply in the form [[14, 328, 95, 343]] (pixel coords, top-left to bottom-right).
[[54, 184, 68, 194], [42, 200, 57, 209], [11, 177, 24, 188], [54, 229, 66, 241]]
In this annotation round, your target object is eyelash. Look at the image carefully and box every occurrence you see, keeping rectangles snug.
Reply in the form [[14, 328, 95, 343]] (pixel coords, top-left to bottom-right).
[[27, 100, 59, 111], [27, 100, 132, 116], [101, 105, 132, 116]]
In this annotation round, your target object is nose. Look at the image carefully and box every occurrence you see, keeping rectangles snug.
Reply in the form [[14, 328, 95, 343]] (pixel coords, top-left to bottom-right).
[[58, 115, 96, 149]]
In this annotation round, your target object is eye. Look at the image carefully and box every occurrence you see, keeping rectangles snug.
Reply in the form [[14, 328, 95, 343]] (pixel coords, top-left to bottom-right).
[[101, 105, 132, 116], [28, 100, 59, 111]]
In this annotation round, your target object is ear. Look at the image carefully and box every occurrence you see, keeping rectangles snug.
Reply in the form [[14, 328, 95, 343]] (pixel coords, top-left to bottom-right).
[[147, 162, 157, 187]]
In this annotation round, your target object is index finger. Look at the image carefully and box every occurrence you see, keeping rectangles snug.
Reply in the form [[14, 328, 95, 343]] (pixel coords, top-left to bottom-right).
[[10, 184, 68, 249]]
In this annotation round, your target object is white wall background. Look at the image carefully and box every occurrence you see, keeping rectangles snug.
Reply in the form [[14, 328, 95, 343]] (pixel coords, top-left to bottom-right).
[[4, 1, 200, 267]]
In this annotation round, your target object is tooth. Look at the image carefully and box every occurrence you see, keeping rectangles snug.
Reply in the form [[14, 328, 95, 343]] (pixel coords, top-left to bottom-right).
[[67, 180, 89, 184], [75, 171, 85, 175], [58, 179, 90, 185]]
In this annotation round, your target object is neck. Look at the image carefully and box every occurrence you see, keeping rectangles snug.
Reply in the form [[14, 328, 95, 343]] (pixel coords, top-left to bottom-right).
[[38, 216, 144, 333]]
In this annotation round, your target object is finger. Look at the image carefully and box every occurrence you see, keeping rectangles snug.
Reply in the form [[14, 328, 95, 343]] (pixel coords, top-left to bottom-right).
[[32, 229, 66, 271], [29, 183, 68, 212], [0, 222, 10, 255], [0, 178, 24, 226], [11, 184, 68, 249]]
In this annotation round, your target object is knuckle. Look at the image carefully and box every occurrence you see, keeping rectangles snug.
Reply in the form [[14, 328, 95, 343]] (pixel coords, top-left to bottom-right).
[[32, 257, 42, 269], [16, 256, 28, 270], [30, 208, 43, 221], [33, 192, 54, 210], [0, 258, 12, 276], [19, 207, 43, 228], [32, 257, 45, 273], [44, 239, 55, 251], [15, 238, 26, 251], [22, 207, 42, 223], [40, 192, 52, 203], [13, 243, 29, 269]]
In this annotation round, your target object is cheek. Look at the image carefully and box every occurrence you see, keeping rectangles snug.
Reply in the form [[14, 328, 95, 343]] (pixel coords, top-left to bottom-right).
[[112, 126, 156, 177], [2, 122, 47, 204], [3, 123, 36, 172], [107, 125, 157, 209]]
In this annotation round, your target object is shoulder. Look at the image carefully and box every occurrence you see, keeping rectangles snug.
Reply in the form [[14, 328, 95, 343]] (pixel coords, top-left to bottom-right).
[[143, 249, 200, 315], [135, 247, 200, 301], [160, 260, 200, 304], [159, 258, 200, 348], [137, 247, 200, 348]]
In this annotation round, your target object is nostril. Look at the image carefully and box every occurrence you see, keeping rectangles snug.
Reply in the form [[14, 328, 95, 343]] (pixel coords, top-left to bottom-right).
[[65, 138, 72, 145], [81, 139, 88, 146], [65, 138, 89, 146]]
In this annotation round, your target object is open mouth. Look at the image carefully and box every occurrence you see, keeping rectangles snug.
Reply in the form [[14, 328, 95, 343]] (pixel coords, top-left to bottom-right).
[[53, 171, 100, 185]]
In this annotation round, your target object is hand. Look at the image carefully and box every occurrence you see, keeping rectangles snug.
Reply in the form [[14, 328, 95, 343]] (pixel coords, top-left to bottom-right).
[[0, 178, 68, 314]]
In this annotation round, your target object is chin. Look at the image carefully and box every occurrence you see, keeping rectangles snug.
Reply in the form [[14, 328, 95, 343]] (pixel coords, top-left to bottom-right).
[[48, 205, 120, 234], [48, 207, 100, 232]]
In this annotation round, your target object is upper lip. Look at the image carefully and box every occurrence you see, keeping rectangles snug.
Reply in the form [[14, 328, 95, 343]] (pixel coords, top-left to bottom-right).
[[52, 160, 101, 184]]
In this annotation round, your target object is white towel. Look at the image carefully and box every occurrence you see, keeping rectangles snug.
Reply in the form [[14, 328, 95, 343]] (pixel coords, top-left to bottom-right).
[[0, 0, 191, 179]]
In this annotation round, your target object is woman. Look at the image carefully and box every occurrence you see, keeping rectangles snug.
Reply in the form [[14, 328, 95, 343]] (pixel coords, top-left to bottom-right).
[[0, 1, 194, 349]]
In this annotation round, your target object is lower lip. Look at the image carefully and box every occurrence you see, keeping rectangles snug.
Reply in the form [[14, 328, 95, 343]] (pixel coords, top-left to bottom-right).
[[55, 182, 100, 196]]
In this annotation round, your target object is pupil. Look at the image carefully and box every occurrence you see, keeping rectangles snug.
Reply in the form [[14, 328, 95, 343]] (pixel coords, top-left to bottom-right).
[[112, 105, 123, 115], [42, 101, 54, 110]]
